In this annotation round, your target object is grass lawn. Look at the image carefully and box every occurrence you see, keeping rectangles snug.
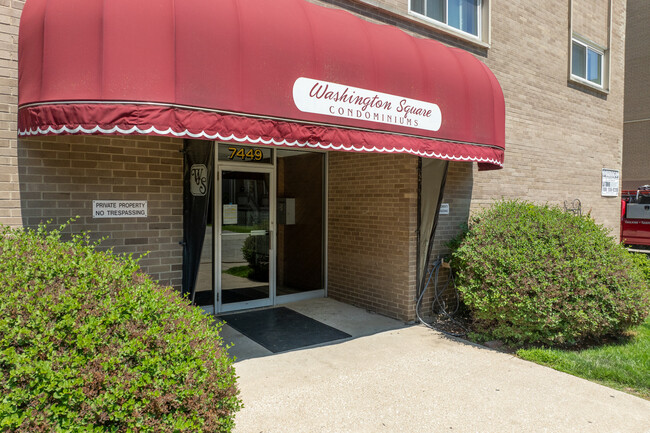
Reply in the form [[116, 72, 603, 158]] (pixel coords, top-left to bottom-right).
[[223, 265, 253, 278], [517, 317, 650, 399]]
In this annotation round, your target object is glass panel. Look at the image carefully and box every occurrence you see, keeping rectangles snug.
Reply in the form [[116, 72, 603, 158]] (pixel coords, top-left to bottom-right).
[[587, 48, 602, 85], [425, 0, 445, 22], [276, 150, 324, 296], [221, 171, 270, 305], [572, 41, 586, 79], [571, 42, 587, 78], [217, 144, 273, 164], [411, 0, 424, 14], [448, 0, 479, 36]]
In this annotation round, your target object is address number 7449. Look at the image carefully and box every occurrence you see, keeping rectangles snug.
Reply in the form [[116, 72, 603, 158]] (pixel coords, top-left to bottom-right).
[[228, 147, 263, 161]]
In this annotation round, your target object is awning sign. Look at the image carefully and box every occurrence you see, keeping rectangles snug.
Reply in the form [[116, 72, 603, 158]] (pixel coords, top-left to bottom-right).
[[92, 200, 147, 218], [293, 77, 442, 132], [601, 168, 619, 197]]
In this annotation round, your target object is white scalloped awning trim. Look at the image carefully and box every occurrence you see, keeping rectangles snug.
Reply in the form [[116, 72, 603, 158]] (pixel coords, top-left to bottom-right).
[[18, 124, 504, 167]]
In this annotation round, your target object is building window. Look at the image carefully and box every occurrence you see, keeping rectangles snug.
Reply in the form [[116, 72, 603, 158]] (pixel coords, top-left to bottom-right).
[[410, 0, 480, 37], [571, 38, 603, 87]]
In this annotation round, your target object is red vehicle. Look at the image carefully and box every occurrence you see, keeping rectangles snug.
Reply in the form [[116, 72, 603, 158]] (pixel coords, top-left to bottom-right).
[[621, 186, 650, 247]]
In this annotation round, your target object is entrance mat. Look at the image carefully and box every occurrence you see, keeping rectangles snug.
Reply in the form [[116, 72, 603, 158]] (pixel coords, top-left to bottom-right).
[[220, 307, 352, 353]]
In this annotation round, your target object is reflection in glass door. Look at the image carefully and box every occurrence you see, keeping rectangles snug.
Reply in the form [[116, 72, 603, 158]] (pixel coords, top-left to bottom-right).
[[219, 170, 273, 311]]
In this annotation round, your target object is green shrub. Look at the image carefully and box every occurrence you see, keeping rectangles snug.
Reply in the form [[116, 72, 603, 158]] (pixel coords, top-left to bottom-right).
[[451, 200, 649, 346], [629, 252, 650, 284], [0, 222, 242, 432]]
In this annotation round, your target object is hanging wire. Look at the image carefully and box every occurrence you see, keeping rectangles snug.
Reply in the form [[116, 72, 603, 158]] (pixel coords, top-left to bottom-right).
[[416, 257, 469, 338]]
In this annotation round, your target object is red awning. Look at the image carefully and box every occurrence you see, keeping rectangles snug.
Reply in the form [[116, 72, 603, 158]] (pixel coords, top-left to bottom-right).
[[18, 0, 505, 169]]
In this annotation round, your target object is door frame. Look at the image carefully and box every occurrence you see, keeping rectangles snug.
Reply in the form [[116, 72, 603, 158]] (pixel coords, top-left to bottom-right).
[[215, 163, 276, 314]]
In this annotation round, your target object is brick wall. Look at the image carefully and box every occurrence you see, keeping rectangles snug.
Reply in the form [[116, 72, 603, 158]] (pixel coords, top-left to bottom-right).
[[311, 0, 625, 235], [326, 156, 471, 322], [0, 1, 22, 227], [622, 122, 650, 189], [573, 0, 610, 46], [472, 0, 624, 232], [622, 0, 650, 189], [314, 0, 625, 320], [18, 135, 184, 288], [327, 152, 419, 321]]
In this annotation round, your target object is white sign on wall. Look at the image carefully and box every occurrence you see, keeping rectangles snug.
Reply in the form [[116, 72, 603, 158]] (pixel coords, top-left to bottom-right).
[[92, 200, 148, 218], [223, 204, 238, 225], [439, 203, 450, 215], [601, 168, 620, 197], [293, 77, 442, 132]]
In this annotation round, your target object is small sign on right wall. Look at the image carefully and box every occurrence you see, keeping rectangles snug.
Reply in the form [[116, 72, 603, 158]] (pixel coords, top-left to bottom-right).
[[601, 168, 620, 197]]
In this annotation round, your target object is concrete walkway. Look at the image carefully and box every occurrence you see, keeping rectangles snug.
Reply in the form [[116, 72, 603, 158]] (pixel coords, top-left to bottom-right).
[[227, 300, 650, 433]]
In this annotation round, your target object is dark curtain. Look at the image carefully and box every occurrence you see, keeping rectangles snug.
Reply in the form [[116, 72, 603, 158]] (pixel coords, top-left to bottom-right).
[[182, 140, 214, 302]]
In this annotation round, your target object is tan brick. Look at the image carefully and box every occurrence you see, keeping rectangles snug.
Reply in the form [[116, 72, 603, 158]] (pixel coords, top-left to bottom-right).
[[622, 0, 650, 189], [328, 152, 419, 321]]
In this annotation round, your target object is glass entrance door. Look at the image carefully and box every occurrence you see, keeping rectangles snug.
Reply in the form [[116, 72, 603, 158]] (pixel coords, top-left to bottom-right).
[[218, 169, 273, 312]]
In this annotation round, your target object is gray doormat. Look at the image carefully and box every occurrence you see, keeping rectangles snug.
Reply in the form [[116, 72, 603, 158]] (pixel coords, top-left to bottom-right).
[[220, 307, 352, 353]]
